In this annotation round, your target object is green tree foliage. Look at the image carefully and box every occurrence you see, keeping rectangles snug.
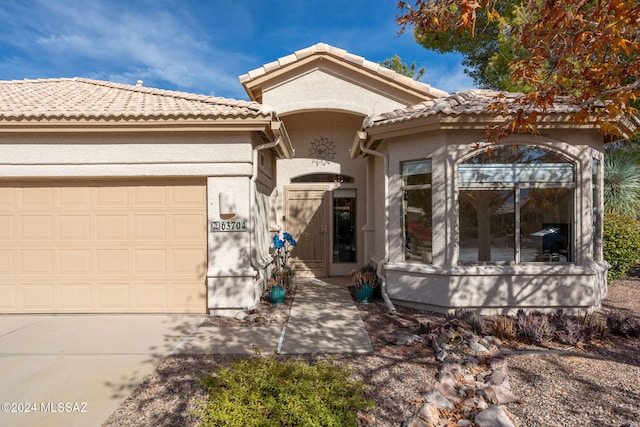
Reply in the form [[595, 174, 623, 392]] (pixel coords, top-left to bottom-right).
[[604, 148, 640, 217], [603, 214, 640, 281], [380, 54, 425, 80], [409, 1, 525, 90]]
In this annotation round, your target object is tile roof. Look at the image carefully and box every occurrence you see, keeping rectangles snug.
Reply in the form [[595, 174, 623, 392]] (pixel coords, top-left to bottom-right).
[[0, 78, 273, 122], [240, 43, 449, 99], [363, 89, 584, 129]]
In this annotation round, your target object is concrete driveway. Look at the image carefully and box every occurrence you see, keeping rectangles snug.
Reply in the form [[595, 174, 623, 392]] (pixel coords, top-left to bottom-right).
[[0, 314, 206, 427]]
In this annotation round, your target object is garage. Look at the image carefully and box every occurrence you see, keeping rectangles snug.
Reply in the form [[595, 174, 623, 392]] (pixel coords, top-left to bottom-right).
[[0, 178, 207, 313]]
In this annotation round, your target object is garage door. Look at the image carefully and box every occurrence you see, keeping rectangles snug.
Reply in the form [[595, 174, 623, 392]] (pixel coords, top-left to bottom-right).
[[0, 179, 207, 313]]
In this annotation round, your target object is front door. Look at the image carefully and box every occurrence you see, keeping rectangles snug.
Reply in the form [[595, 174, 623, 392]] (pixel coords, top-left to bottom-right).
[[284, 186, 329, 277]]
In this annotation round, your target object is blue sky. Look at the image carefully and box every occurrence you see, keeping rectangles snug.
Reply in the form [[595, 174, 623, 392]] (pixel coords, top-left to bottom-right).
[[0, 0, 475, 100]]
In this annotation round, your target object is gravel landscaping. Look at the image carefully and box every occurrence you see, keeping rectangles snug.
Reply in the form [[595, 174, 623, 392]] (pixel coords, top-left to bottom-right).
[[103, 276, 640, 427]]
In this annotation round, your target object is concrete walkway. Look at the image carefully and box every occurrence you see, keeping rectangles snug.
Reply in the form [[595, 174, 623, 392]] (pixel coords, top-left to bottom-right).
[[280, 277, 374, 354], [177, 277, 374, 355]]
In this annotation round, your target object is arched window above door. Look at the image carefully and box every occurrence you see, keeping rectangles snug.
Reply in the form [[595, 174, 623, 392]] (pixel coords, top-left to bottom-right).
[[291, 173, 354, 183]]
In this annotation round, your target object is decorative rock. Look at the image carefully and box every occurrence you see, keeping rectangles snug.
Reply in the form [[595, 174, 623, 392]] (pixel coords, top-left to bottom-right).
[[418, 402, 440, 425], [402, 319, 519, 427], [474, 405, 516, 427], [395, 334, 424, 346], [468, 340, 490, 355], [233, 311, 249, 321], [423, 389, 455, 411], [434, 381, 463, 404], [402, 415, 432, 427], [480, 385, 521, 405]]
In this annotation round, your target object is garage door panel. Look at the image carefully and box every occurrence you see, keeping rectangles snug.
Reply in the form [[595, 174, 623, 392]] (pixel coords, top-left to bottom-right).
[[0, 216, 14, 239], [96, 215, 129, 240], [96, 283, 131, 309], [96, 186, 129, 206], [58, 249, 92, 274], [0, 187, 15, 206], [134, 215, 167, 240], [134, 249, 167, 274], [59, 186, 91, 206], [171, 284, 206, 311], [58, 215, 92, 240], [96, 249, 130, 274], [20, 186, 54, 206], [134, 283, 168, 309], [59, 284, 92, 309], [1, 179, 206, 313], [21, 250, 54, 275], [172, 214, 207, 240], [134, 185, 166, 206], [21, 215, 53, 240], [172, 185, 206, 206], [0, 250, 14, 274], [22, 284, 55, 308], [0, 285, 16, 308], [171, 249, 207, 276]]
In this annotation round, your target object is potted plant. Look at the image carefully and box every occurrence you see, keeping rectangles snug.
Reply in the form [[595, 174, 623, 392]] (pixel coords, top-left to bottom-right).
[[350, 264, 378, 303], [269, 232, 297, 304]]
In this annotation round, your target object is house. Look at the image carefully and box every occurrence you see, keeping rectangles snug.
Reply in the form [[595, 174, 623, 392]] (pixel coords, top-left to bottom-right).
[[1, 43, 635, 316]]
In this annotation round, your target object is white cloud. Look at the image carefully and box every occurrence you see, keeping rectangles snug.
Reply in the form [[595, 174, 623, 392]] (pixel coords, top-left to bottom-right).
[[428, 64, 476, 94]]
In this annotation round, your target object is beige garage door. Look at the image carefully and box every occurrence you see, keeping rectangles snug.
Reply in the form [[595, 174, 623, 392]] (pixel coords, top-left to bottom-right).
[[0, 179, 207, 313]]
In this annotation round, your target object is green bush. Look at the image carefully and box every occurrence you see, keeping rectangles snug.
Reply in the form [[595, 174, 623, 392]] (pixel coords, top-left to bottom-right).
[[603, 213, 640, 281], [199, 354, 373, 427]]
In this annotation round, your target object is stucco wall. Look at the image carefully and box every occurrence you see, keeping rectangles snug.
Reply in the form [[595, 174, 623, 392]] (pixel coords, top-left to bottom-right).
[[260, 67, 414, 116], [0, 132, 254, 177]]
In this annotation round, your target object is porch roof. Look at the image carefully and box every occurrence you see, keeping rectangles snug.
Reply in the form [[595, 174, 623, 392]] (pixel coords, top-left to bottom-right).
[[352, 89, 638, 156]]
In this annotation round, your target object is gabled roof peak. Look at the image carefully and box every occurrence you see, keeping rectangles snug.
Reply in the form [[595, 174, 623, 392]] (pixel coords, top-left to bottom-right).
[[240, 43, 448, 101]]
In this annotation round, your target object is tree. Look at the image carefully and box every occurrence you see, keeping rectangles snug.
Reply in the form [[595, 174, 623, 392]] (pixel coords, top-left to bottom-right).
[[603, 148, 640, 217], [380, 54, 426, 80], [397, 0, 640, 140], [408, 0, 524, 90]]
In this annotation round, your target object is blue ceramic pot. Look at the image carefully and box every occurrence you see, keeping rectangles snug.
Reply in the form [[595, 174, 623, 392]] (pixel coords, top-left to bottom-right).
[[270, 285, 286, 305], [355, 283, 374, 303]]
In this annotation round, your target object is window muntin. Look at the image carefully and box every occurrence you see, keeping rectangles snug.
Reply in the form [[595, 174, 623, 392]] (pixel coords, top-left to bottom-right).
[[458, 146, 575, 264], [402, 160, 432, 263]]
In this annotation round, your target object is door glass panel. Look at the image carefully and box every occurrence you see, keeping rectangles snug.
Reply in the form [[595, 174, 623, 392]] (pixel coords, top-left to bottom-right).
[[333, 189, 356, 263]]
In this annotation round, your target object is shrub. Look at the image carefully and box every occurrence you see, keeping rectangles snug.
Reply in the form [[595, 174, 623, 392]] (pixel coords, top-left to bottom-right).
[[607, 313, 640, 338], [199, 354, 374, 427], [516, 310, 555, 344], [490, 316, 517, 340], [603, 214, 640, 281], [447, 309, 487, 335]]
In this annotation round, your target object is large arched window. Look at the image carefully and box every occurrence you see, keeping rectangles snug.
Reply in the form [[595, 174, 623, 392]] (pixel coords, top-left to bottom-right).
[[458, 145, 575, 264]]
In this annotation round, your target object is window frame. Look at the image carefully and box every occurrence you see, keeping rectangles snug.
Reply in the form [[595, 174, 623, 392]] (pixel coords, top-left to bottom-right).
[[457, 145, 577, 265], [401, 159, 433, 264]]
